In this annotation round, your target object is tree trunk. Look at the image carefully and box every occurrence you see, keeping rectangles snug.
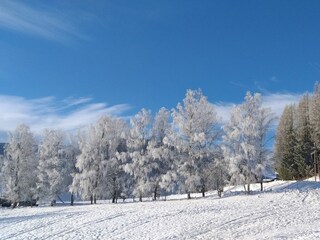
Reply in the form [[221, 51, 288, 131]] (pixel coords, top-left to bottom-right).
[[153, 186, 158, 201], [71, 193, 74, 206], [139, 194, 142, 202], [201, 185, 205, 197], [51, 199, 56, 206], [247, 183, 250, 194], [260, 180, 263, 191], [187, 191, 191, 199], [90, 194, 93, 204], [112, 177, 117, 204], [93, 194, 97, 204]]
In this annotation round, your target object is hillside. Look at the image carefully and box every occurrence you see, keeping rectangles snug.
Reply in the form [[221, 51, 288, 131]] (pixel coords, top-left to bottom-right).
[[1, 179, 320, 240]]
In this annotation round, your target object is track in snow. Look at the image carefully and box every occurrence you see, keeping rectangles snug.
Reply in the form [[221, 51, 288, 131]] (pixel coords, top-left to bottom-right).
[[1, 180, 320, 239]]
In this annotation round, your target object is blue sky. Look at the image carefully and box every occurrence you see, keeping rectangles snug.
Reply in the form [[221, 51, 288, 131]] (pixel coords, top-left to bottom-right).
[[0, 0, 319, 135]]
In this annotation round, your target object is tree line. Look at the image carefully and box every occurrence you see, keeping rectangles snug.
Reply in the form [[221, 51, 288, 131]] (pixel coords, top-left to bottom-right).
[[274, 82, 320, 180], [0, 89, 274, 207]]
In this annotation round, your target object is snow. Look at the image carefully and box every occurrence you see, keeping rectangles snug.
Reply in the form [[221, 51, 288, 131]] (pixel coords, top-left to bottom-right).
[[1, 180, 320, 239]]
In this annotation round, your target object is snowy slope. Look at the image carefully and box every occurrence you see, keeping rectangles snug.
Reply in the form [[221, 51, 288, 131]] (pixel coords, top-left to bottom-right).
[[1, 180, 320, 240]]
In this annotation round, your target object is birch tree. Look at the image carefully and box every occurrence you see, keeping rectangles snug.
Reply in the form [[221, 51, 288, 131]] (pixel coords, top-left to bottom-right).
[[124, 109, 152, 201], [73, 122, 107, 204], [65, 133, 81, 206], [103, 117, 128, 203], [171, 89, 220, 199], [37, 129, 66, 205], [223, 92, 274, 193], [2, 124, 38, 206], [147, 107, 175, 200]]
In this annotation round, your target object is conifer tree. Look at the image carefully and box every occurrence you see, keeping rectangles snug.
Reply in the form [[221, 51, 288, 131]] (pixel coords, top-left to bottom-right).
[[293, 94, 313, 178], [310, 82, 320, 147], [274, 105, 297, 179]]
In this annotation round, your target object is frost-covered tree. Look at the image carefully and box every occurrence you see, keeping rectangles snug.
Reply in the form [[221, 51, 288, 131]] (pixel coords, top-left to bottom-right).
[[37, 129, 68, 205], [65, 133, 81, 206], [73, 116, 128, 204], [223, 92, 274, 193], [73, 123, 108, 204], [0, 154, 5, 195], [103, 117, 128, 203], [147, 107, 177, 200], [205, 149, 226, 197], [171, 89, 220, 199], [124, 109, 152, 201], [1, 124, 38, 206], [255, 105, 274, 190], [213, 164, 226, 197]]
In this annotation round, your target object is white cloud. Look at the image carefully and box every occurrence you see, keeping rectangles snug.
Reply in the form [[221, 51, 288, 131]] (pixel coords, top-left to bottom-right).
[[261, 93, 302, 118], [0, 0, 87, 42], [213, 103, 235, 123], [0, 95, 130, 140], [213, 92, 302, 124], [0, 92, 303, 142]]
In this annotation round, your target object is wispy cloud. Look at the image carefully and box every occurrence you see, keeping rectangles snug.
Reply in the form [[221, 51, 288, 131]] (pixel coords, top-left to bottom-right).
[[261, 93, 301, 118], [0, 92, 303, 142], [0, 95, 131, 140], [213, 92, 302, 124], [269, 76, 278, 83], [229, 81, 248, 89], [0, 0, 87, 42]]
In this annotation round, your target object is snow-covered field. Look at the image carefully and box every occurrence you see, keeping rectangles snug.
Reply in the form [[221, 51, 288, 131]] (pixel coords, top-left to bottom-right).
[[1, 180, 320, 240]]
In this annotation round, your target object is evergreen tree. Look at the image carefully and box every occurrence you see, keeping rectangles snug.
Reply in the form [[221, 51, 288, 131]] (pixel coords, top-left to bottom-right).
[[310, 82, 320, 147], [274, 105, 297, 179], [293, 94, 313, 178]]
